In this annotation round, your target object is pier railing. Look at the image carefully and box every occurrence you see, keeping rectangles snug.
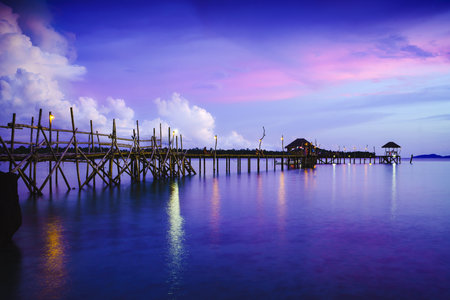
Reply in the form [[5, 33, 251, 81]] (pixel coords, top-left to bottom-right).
[[0, 108, 399, 195]]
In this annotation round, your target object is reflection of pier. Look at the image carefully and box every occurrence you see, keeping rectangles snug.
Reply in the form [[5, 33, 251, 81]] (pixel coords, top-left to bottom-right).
[[1, 109, 400, 195]]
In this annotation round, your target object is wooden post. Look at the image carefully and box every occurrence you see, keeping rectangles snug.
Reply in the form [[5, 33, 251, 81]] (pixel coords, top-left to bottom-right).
[[9, 113, 16, 171], [266, 157, 268, 171], [55, 129, 59, 185], [109, 119, 115, 185], [199, 157, 201, 175], [213, 135, 217, 175], [96, 130, 101, 183], [34, 109, 42, 190], [136, 120, 141, 181], [90, 120, 95, 187], [160, 123, 162, 147], [48, 111, 53, 193], [203, 156, 205, 175], [257, 156, 260, 173], [248, 157, 251, 173], [281, 135, 284, 171], [70, 107, 81, 189], [29, 117, 34, 178]]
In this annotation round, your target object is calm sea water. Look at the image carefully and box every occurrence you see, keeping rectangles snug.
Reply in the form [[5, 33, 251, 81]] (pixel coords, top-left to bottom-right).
[[1, 159, 450, 299]]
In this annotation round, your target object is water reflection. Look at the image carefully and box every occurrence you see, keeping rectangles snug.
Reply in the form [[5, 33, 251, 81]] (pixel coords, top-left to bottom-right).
[[210, 178, 220, 242], [166, 181, 185, 295], [331, 164, 336, 205], [41, 218, 68, 299], [391, 163, 397, 219], [277, 172, 286, 236]]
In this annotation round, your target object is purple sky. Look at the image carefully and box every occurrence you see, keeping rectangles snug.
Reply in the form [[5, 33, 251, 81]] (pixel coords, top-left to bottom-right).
[[1, 0, 450, 154]]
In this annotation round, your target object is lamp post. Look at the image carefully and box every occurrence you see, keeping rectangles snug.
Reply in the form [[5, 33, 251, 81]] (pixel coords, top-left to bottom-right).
[[172, 130, 175, 150], [49, 112, 54, 192]]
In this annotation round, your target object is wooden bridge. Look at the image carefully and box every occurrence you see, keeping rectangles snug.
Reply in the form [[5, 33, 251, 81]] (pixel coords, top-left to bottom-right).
[[0, 109, 400, 195]]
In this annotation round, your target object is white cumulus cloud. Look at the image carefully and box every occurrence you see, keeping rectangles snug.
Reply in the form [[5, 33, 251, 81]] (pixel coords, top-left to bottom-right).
[[0, 3, 252, 149], [155, 93, 215, 145]]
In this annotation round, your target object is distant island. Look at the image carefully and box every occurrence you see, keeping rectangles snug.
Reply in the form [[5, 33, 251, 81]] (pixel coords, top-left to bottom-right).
[[414, 154, 450, 159]]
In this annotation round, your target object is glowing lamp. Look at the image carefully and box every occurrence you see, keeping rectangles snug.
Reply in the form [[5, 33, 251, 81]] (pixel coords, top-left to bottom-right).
[[49, 114, 55, 122], [214, 135, 217, 140]]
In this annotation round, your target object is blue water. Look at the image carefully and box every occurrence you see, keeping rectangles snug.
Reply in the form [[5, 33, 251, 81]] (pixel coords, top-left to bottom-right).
[[2, 160, 450, 299]]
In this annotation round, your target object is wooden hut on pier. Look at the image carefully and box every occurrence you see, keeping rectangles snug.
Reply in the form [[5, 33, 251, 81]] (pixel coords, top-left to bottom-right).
[[381, 141, 401, 164], [285, 138, 311, 152], [285, 138, 317, 168]]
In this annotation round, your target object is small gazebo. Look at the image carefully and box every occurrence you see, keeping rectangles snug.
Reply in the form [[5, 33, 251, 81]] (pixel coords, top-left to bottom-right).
[[382, 141, 401, 157], [285, 138, 311, 152]]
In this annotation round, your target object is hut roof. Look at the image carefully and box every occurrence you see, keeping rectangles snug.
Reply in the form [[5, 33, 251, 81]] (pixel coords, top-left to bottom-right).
[[382, 141, 401, 148], [285, 138, 311, 149]]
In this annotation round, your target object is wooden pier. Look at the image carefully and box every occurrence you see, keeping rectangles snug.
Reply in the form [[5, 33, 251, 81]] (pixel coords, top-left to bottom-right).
[[0, 109, 400, 195]]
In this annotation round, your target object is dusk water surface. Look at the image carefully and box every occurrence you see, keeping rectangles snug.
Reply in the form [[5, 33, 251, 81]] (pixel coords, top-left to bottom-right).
[[1, 160, 450, 299]]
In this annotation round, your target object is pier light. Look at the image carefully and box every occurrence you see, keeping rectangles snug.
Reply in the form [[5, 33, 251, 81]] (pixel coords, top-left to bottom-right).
[[49, 113, 55, 123], [281, 136, 284, 141], [214, 135, 217, 140], [172, 130, 175, 137]]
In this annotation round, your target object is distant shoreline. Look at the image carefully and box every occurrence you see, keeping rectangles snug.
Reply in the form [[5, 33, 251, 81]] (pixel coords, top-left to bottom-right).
[[412, 154, 450, 159]]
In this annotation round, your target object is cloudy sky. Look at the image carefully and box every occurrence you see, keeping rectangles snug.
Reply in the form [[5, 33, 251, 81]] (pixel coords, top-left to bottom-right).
[[1, 0, 450, 154]]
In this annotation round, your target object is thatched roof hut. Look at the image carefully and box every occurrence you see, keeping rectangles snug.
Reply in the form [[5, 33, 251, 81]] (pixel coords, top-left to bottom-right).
[[382, 142, 401, 148], [285, 138, 311, 151], [382, 141, 401, 156]]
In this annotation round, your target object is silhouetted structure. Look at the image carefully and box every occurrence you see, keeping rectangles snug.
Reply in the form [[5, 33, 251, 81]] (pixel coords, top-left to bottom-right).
[[0, 172, 21, 245], [285, 138, 311, 152], [381, 141, 401, 164]]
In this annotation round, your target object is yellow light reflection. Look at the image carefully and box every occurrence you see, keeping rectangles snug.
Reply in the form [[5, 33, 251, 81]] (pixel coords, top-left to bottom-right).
[[278, 172, 286, 237], [210, 178, 220, 240], [331, 163, 336, 206], [391, 163, 397, 219], [167, 181, 185, 294], [42, 219, 67, 299]]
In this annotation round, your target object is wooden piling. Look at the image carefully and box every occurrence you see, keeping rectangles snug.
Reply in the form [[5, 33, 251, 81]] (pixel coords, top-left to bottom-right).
[[136, 120, 141, 181], [48, 111, 53, 193], [70, 107, 82, 189], [34, 109, 42, 189], [9, 113, 16, 172], [29, 117, 34, 179]]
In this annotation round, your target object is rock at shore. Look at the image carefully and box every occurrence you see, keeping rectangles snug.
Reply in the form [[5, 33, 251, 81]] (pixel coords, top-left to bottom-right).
[[0, 172, 22, 246]]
